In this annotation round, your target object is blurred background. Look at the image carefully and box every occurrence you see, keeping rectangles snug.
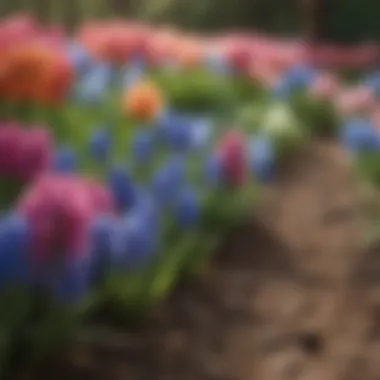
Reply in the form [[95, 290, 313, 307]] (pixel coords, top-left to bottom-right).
[[1, 0, 380, 43]]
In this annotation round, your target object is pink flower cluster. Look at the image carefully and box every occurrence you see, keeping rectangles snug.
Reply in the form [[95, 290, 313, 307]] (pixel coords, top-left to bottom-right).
[[75, 20, 304, 79], [219, 35, 303, 75], [17, 174, 115, 263], [308, 73, 379, 119], [0, 123, 52, 182], [78, 21, 153, 66], [0, 14, 65, 53], [217, 130, 247, 187], [306, 44, 378, 70]]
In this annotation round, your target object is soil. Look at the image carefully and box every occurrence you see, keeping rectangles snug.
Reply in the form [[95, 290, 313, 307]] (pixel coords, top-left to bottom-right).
[[26, 139, 380, 380]]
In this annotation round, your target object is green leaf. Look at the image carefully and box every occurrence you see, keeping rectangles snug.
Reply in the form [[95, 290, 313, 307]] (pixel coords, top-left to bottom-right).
[[150, 231, 200, 300]]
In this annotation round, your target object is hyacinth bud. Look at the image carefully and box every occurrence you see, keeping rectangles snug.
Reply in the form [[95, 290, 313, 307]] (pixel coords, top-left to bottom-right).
[[175, 187, 201, 229], [0, 213, 31, 288], [217, 130, 248, 187], [89, 127, 111, 162]]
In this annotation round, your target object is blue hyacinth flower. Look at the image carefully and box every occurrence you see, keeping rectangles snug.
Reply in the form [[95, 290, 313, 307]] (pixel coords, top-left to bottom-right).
[[167, 120, 192, 152], [109, 166, 137, 211], [131, 130, 155, 164], [204, 154, 223, 187], [75, 63, 113, 106], [53, 146, 78, 173], [152, 156, 186, 208], [53, 258, 92, 304], [89, 128, 111, 162], [190, 118, 213, 150], [155, 109, 175, 140], [339, 118, 378, 153], [112, 210, 160, 271], [249, 134, 276, 183], [90, 216, 118, 282], [284, 65, 318, 90], [156, 112, 193, 152], [0, 213, 30, 288], [66, 41, 92, 77], [175, 188, 201, 229]]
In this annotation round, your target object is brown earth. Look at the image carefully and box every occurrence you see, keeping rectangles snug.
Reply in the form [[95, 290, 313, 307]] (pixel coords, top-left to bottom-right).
[[27, 139, 380, 380]]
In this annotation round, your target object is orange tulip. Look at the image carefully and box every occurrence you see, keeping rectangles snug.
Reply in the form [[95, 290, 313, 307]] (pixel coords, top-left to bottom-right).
[[1, 41, 73, 104], [122, 81, 165, 123]]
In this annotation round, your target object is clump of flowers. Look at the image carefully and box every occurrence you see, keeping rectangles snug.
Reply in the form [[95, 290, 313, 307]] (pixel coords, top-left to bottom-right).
[[0, 123, 53, 182], [17, 174, 115, 263], [122, 80, 165, 122], [0, 41, 73, 105], [0, 15, 73, 106], [77, 21, 151, 66]]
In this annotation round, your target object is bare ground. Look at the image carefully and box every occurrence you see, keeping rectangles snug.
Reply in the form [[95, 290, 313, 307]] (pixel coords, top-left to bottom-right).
[[28, 139, 380, 380]]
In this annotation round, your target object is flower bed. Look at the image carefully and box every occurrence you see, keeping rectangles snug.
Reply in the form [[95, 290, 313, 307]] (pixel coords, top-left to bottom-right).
[[0, 13, 371, 376]]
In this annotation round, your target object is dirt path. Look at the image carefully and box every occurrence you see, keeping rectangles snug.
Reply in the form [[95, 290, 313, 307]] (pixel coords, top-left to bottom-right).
[[31, 140, 380, 380]]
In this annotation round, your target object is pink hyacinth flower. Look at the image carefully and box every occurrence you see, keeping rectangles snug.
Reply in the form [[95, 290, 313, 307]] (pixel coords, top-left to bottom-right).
[[0, 124, 52, 182], [17, 174, 115, 263], [217, 130, 248, 187], [16, 127, 53, 181], [0, 124, 22, 177]]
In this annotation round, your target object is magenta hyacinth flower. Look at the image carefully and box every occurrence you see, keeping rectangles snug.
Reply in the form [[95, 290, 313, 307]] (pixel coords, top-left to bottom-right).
[[17, 127, 53, 181], [16, 174, 115, 264], [217, 130, 248, 187], [0, 124, 53, 182], [0, 123, 23, 178]]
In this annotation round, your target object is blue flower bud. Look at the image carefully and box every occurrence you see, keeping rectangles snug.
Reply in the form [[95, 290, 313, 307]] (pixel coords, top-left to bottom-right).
[[249, 134, 276, 183], [0, 213, 30, 287], [175, 188, 201, 229], [90, 217, 117, 282], [286, 65, 317, 89], [190, 118, 213, 150], [340, 118, 377, 153], [66, 42, 92, 76], [75, 63, 112, 106], [167, 122, 192, 152], [112, 212, 159, 271], [131, 130, 154, 164], [109, 166, 137, 211], [134, 191, 160, 230], [152, 157, 186, 207], [156, 112, 194, 152], [53, 146, 78, 173], [89, 128, 111, 162]]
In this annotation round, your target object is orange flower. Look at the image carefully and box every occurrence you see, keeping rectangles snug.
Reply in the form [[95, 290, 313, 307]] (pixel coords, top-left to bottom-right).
[[122, 81, 165, 123], [1, 42, 73, 104]]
